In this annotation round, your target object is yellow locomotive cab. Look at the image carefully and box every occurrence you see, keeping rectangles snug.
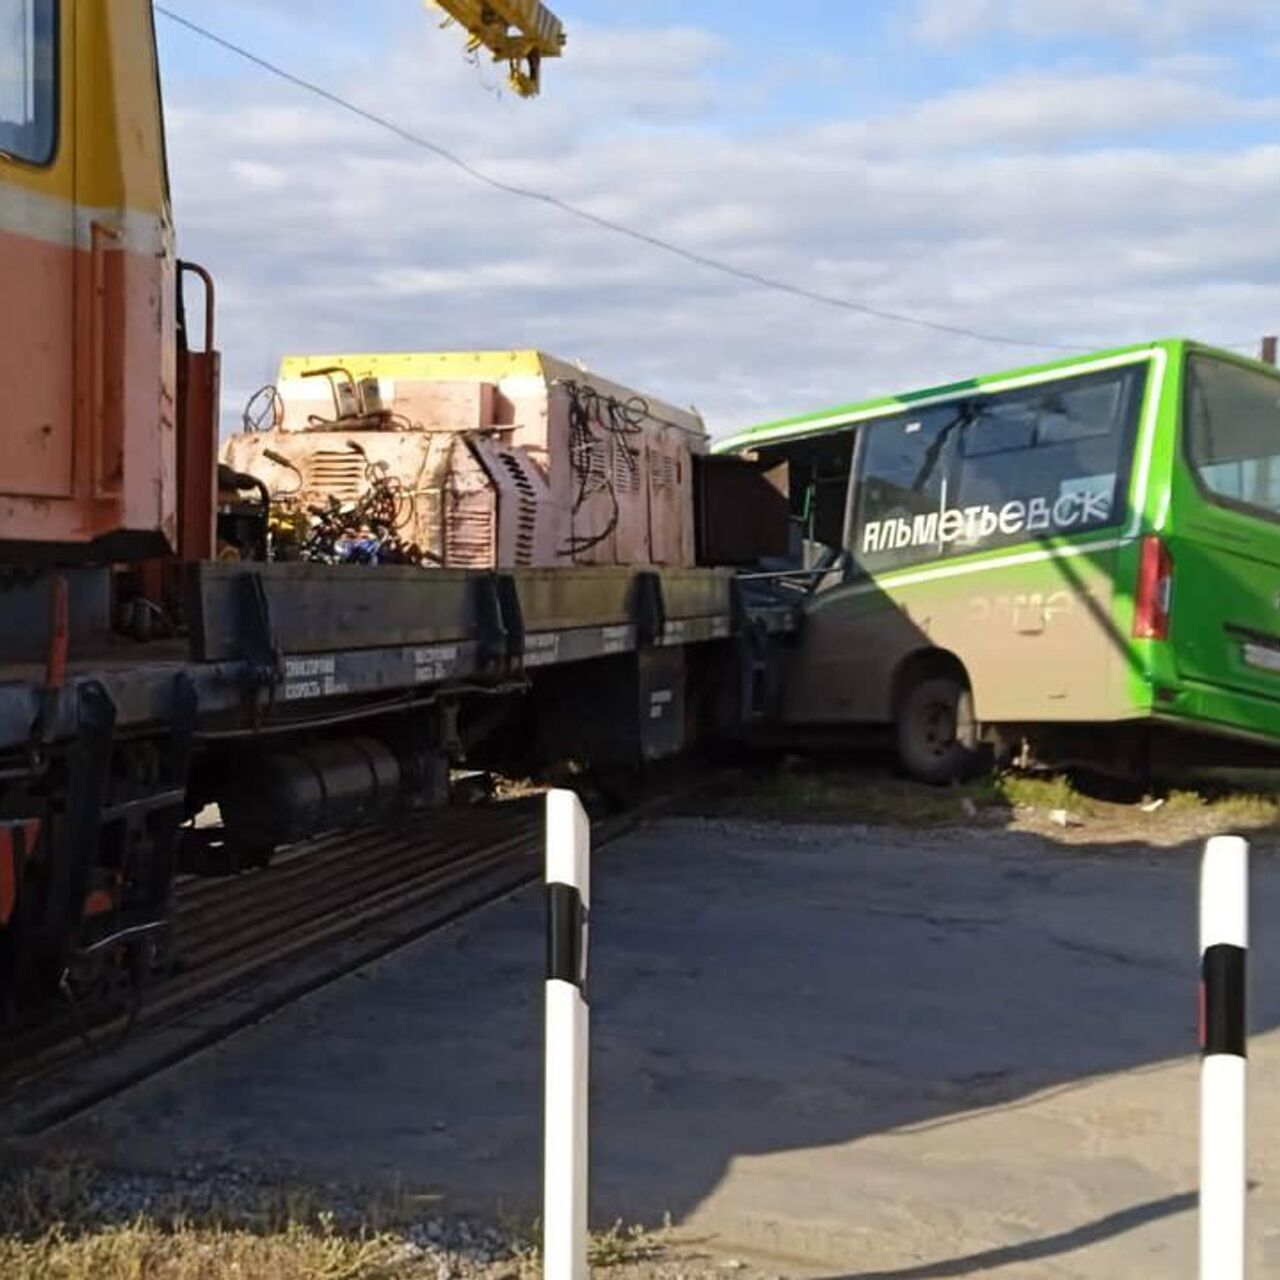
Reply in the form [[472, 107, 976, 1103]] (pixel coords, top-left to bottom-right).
[[0, 0, 176, 558]]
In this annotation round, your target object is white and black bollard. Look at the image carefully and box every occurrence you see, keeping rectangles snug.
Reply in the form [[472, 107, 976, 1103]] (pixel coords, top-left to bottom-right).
[[544, 790, 591, 1280], [1200, 835, 1249, 1280]]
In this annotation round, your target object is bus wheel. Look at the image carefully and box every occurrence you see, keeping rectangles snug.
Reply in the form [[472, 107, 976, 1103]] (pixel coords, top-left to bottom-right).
[[896, 675, 981, 785]]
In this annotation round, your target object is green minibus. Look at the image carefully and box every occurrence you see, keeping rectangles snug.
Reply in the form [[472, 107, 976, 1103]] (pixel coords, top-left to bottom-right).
[[718, 339, 1280, 782]]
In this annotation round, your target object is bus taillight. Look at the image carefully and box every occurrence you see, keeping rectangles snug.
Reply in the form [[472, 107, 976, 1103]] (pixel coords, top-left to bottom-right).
[[1134, 535, 1174, 640]]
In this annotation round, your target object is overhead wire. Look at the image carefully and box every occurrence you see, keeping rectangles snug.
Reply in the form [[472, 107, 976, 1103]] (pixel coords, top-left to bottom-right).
[[154, 4, 1084, 354], [155, 7, 1274, 362]]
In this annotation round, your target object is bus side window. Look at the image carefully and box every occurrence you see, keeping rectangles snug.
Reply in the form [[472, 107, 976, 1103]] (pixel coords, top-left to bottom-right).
[[851, 407, 959, 573], [850, 365, 1146, 570], [1186, 357, 1280, 519], [953, 367, 1144, 549]]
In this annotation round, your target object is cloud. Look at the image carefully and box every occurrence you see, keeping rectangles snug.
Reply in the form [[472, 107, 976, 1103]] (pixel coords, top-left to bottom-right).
[[159, 13, 1280, 440], [911, 0, 1275, 46], [563, 25, 728, 121], [821, 67, 1280, 154]]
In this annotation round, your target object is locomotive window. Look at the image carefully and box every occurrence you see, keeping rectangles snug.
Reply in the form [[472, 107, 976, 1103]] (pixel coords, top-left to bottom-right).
[[0, 0, 56, 166]]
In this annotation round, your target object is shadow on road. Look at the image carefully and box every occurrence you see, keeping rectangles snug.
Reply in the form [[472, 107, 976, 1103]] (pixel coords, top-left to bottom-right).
[[20, 815, 1280, 1274], [830, 1190, 1198, 1278]]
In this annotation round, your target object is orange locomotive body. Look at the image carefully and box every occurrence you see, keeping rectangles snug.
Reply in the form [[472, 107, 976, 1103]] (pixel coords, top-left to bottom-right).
[[0, 0, 188, 560]]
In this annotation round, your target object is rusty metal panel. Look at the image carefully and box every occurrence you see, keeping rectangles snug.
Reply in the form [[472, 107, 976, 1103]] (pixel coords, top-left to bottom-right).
[[187, 562, 733, 664], [645, 431, 693, 566], [694, 455, 791, 566], [445, 441, 499, 568], [275, 376, 497, 433], [510, 567, 637, 633], [543, 381, 703, 570], [222, 352, 710, 573], [187, 563, 482, 661], [391, 379, 497, 431], [654, 567, 735, 619], [512, 566, 733, 633], [609, 430, 649, 567], [466, 434, 556, 567], [176, 348, 221, 560]]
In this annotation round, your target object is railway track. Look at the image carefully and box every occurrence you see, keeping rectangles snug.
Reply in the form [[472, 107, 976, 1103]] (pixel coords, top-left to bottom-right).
[[0, 788, 660, 1137]]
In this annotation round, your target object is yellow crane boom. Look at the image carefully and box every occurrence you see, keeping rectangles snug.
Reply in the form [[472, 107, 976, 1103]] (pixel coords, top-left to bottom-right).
[[431, 0, 566, 96]]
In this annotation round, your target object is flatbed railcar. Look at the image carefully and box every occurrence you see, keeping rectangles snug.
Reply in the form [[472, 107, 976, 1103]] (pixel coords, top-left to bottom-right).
[[0, 1, 799, 1025], [0, 559, 753, 1022]]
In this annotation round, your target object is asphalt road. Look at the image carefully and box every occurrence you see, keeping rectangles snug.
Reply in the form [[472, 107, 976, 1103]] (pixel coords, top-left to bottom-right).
[[47, 816, 1280, 1277]]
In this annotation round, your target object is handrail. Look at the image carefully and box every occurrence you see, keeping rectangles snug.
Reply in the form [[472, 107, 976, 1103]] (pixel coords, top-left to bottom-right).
[[178, 259, 216, 353]]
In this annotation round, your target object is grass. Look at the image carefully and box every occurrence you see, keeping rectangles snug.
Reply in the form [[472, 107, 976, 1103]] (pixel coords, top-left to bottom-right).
[[704, 759, 1280, 836], [992, 773, 1082, 814], [588, 1220, 666, 1268], [0, 1165, 397, 1280], [0, 1219, 402, 1280], [705, 763, 1059, 827], [0, 1217, 670, 1280], [0, 1163, 672, 1280], [1163, 787, 1280, 827]]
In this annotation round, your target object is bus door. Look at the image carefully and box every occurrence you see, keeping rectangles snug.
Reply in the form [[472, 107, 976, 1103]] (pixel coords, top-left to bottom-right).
[[777, 415, 946, 725], [1173, 354, 1280, 702]]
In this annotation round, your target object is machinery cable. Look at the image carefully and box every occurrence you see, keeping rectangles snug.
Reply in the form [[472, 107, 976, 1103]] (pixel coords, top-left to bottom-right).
[[292, 447, 442, 567], [559, 381, 646, 558]]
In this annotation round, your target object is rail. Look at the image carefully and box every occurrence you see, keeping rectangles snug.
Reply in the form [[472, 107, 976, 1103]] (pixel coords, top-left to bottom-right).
[[0, 771, 697, 1137]]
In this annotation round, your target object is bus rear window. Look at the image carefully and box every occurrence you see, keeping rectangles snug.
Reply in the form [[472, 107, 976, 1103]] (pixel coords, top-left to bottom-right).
[[854, 363, 1147, 572], [1186, 356, 1280, 521]]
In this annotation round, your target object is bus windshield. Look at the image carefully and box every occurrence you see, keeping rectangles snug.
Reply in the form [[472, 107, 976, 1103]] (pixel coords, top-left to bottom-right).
[[1186, 355, 1280, 521], [854, 363, 1148, 573]]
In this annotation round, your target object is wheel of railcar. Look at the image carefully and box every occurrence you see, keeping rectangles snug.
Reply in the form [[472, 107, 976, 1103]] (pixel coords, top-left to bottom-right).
[[60, 938, 146, 1039], [895, 674, 982, 785]]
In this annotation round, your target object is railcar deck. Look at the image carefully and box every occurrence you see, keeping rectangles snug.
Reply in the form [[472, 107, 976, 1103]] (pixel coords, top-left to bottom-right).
[[0, 563, 742, 751]]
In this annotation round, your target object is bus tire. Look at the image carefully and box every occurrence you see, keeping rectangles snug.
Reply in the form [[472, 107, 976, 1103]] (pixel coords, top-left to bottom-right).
[[896, 674, 982, 785]]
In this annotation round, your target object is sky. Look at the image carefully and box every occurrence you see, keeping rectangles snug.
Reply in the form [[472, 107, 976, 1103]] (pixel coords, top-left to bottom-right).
[[154, 0, 1280, 438]]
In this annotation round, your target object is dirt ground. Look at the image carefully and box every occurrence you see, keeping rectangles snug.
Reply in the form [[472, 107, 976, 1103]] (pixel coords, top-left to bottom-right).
[[10, 796, 1280, 1278]]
